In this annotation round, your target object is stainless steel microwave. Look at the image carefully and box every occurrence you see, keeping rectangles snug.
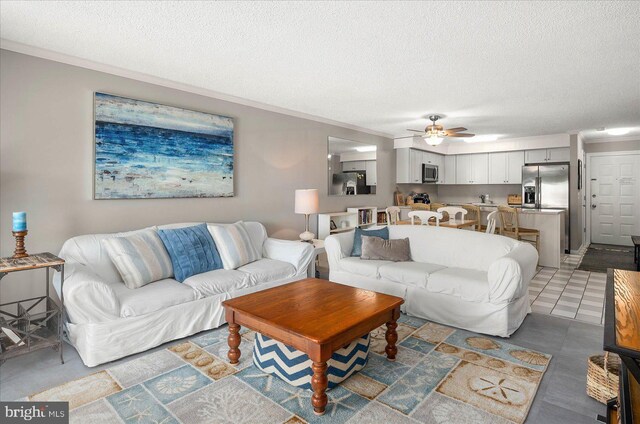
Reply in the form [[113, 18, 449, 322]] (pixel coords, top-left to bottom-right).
[[422, 164, 438, 183]]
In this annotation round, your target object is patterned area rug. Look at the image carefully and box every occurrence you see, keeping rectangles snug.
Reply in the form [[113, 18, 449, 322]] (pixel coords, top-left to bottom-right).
[[29, 315, 551, 424]]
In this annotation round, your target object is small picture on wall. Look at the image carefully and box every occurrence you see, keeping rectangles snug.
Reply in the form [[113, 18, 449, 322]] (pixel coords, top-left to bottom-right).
[[94, 92, 234, 199]]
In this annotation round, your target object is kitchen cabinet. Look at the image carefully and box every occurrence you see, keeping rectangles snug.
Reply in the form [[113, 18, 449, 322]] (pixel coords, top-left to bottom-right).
[[395, 148, 422, 184], [442, 155, 456, 184], [365, 160, 376, 186], [525, 147, 569, 164], [434, 154, 445, 184], [342, 160, 366, 171], [456, 153, 488, 184], [489, 151, 524, 184]]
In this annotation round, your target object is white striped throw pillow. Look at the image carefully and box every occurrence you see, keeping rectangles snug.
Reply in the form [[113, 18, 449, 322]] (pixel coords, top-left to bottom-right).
[[102, 229, 174, 289], [208, 221, 261, 270]]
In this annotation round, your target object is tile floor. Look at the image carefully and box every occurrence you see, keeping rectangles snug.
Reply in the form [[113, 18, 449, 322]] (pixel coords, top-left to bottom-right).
[[528, 246, 606, 325]]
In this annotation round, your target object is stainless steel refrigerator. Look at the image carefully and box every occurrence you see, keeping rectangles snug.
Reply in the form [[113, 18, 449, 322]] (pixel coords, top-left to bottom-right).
[[522, 164, 570, 253]]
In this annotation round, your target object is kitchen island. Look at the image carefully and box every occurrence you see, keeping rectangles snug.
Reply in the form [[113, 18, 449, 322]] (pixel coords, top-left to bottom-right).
[[476, 205, 565, 268]]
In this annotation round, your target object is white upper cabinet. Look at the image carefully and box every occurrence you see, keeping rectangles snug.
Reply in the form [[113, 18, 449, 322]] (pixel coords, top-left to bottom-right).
[[455, 155, 472, 184], [489, 151, 524, 184], [525, 147, 570, 164], [410, 149, 422, 183], [433, 154, 445, 184], [456, 153, 489, 184], [443, 155, 456, 184], [546, 147, 570, 162], [489, 152, 508, 184], [342, 160, 366, 171], [365, 160, 376, 186], [396, 148, 411, 183], [506, 151, 524, 184], [471, 153, 489, 184]]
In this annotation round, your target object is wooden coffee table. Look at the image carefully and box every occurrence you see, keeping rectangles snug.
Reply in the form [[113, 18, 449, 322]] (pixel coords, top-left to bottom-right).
[[222, 278, 403, 415]]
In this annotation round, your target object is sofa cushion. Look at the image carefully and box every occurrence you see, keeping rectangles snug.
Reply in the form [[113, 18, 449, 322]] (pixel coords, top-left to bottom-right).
[[182, 269, 250, 297], [158, 223, 223, 282], [237, 259, 295, 285], [351, 227, 389, 257], [208, 222, 261, 270], [378, 262, 446, 288], [361, 236, 411, 262], [115, 278, 197, 317], [339, 257, 393, 279], [101, 229, 174, 289], [426, 268, 490, 303]]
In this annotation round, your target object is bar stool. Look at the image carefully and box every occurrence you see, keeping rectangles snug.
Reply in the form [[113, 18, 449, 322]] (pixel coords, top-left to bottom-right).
[[462, 204, 482, 231], [497, 205, 540, 252]]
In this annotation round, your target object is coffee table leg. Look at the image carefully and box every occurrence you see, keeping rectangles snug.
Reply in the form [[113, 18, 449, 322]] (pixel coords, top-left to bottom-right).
[[385, 319, 398, 361], [311, 361, 328, 415], [228, 323, 241, 365]]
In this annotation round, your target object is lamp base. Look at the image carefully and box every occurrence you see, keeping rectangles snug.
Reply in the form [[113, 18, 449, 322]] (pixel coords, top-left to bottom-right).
[[299, 230, 315, 242]]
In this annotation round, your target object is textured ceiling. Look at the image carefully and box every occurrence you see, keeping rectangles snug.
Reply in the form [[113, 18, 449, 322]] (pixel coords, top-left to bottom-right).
[[1, 1, 639, 140]]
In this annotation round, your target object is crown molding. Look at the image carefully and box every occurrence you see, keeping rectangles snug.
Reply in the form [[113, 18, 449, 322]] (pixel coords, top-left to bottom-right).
[[582, 134, 640, 144], [1, 39, 394, 139]]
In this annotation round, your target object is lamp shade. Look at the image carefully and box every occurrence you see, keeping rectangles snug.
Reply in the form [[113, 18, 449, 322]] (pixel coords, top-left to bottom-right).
[[295, 189, 319, 214]]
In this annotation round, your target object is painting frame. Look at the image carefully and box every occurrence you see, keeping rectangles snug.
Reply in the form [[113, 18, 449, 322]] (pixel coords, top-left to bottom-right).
[[93, 92, 235, 200]]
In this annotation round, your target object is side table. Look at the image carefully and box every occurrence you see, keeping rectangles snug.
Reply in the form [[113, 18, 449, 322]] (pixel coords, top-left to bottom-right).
[[0, 252, 65, 365], [308, 239, 325, 278]]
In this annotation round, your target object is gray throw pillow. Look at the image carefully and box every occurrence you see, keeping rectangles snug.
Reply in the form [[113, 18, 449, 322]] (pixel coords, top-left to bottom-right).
[[361, 236, 411, 262]]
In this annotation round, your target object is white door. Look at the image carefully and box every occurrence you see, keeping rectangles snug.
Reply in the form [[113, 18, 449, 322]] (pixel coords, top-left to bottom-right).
[[590, 154, 640, 246]]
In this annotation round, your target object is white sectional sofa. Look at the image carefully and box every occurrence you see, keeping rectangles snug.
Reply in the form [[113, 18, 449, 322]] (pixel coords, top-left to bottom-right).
[[325, 225, 538, 337], [54, 222, 313, 367]]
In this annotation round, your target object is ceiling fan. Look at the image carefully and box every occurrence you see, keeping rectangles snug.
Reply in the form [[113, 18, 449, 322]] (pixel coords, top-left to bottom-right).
[[408, 115, 475, 146]]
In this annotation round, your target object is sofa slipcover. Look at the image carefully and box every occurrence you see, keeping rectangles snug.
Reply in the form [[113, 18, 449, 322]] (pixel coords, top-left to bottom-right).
[[54, 221, 314, 366]]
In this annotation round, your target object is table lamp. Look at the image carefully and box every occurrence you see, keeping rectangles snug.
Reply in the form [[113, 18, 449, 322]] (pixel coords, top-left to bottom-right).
[[295, 189, 319, 242]]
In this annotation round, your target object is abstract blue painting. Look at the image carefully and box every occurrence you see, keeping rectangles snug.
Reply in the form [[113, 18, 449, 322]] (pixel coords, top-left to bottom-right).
[[94, 92, 234, 199]]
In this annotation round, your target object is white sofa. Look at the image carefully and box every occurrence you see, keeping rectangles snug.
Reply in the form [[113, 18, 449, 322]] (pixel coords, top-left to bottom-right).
[[53, 222, 313, 367], [325, 225, 538, 337]]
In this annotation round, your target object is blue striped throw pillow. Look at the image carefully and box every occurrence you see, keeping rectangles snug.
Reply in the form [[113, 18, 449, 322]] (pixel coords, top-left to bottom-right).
[[157, 223, 223, 282], [102, 229, 174, 289], [208, 221, 261, 270]]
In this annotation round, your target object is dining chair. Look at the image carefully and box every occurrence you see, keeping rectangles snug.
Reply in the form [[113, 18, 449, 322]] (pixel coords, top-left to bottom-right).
[[497, 205, 540, 252], [385, 206, 401, 225], [437, 206, 468, 222], [485, 210, 498, 234], [429, 202, 446, 211], [461, 204, 481, 231], [410, 203, 430, 211], [408, 211, 443, 226]]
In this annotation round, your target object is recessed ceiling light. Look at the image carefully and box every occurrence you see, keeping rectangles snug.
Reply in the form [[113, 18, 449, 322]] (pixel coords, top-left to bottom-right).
[[606, 128, 630, 136], [355, 145, 377, 152], [465, 135, 499, 143]]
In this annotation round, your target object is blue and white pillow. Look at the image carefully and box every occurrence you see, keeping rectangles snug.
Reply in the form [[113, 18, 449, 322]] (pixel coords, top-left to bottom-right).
[[208, 221, 261, 270], [102, 229, 173, 289], [158, 223, 223, 282]]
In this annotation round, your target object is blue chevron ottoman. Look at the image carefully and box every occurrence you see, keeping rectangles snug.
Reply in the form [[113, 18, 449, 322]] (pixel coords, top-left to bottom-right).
[[252, 332, 370, 390]]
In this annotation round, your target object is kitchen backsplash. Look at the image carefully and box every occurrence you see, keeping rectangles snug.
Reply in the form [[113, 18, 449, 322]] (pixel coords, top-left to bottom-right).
[[435, 184, 521, 205]]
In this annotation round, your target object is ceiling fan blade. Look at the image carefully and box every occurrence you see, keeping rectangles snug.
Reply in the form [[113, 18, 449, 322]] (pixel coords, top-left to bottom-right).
[[444, 127, 468, 133], [407, 129, 426, 133], [446, 133, 475, 138]]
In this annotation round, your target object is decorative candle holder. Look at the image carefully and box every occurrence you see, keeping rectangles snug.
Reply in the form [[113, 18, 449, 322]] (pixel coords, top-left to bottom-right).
[[12, 230, 28, 258]]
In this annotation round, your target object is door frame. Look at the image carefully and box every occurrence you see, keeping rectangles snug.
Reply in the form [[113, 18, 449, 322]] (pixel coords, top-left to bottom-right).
[[585, 150, 640, 246]]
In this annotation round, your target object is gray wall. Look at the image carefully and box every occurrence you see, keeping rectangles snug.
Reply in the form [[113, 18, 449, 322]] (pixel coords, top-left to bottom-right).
[[0, 50, 394, 302], [584, 139, 640, 153], [569, 134, 584, 251]]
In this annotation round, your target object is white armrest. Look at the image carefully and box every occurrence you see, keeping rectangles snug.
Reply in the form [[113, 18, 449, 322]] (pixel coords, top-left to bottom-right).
[[487, 243, 538, 304], [325, 232, 355, 272], [262, 238, 314, 274], [53, 262, 120, 323]]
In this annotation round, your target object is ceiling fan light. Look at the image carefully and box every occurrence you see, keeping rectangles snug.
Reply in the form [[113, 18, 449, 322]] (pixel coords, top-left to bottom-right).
[[424, 134, 444, 146]]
